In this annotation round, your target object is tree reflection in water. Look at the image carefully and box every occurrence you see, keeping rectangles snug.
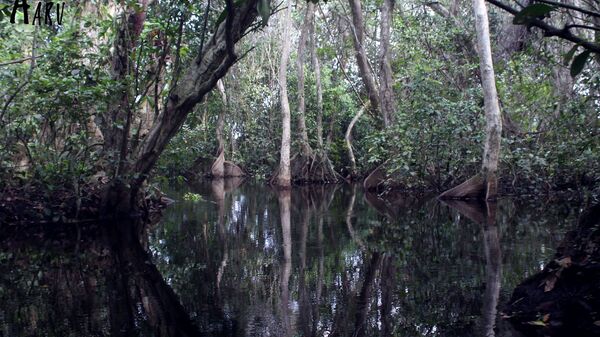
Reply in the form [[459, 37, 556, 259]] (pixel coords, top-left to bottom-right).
[[0, 219, 202, 336], [0, 182, 577, 336]]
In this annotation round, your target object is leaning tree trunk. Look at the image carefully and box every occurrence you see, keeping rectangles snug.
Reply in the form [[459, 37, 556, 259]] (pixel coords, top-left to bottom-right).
[[274, 0, 293, 188], [102, 0, 260, 214], [345, 103, 368, 179], [439, 0, 502, 201], [348, 0, 382, 124], [475, 0, 503, 200]]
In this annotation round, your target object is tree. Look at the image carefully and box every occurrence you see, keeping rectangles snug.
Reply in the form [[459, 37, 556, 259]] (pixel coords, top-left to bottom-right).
[[99, 0, 263, 212], [347, 0, 396, 128], [289, 2, 340, 184], [440, 0, 503, 200], [347, 0, 383, 125], [378, 0, 396, 127], [486, 0, 600, 72], [273, 0, 293, 188], [211, 79, 227, 178], [296, 3, 313, 158]]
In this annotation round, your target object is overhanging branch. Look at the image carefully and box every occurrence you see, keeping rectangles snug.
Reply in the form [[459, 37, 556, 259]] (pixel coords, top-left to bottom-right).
[[486, 0, 600, 54]]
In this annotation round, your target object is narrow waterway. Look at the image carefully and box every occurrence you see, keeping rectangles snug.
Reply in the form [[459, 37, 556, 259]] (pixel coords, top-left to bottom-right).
[[0, 180, 579, 336], [151, 180, 572, 336]]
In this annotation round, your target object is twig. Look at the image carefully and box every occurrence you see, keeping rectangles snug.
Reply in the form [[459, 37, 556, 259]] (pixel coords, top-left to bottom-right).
[[0, 56, 42, 67]]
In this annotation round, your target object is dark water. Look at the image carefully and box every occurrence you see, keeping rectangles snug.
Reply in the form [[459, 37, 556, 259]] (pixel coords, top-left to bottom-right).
[[0, 180, 579, 336]]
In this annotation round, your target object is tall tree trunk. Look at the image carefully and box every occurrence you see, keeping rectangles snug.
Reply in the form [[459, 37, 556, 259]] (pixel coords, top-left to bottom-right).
[[439, 0, 503, 200], [475, 0, 502, 200], [101, 0, 149, 176], [275, 0, 293, 188], [378, 0, 395, 127], [348, 0, 383, 124], [296, 3, 314, 157], [310, 7, 325, 150], [211, 79, 227, 177]]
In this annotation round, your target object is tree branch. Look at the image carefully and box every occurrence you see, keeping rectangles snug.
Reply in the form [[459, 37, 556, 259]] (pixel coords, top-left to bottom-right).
[[535, 0, 600, 19], [0, 56, 42, 67], [486, 0, 600, 54]]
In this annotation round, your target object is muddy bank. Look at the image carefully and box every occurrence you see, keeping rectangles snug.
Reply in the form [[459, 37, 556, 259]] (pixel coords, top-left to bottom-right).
[[503, 204, 600, 336]]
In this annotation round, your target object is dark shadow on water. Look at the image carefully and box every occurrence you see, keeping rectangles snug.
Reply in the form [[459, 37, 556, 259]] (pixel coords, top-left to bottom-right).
[[0, 219, 204, 336]]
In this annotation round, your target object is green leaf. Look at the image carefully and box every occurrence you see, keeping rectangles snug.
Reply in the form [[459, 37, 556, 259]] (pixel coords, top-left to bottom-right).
[[563, 45, 579, 66], [513, 4, 555, 25], [570, 50, 591, 77], [257, 0, 270, 27]]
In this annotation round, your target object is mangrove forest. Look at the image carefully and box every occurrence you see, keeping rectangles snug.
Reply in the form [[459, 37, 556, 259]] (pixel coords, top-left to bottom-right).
[[0, 0, 599, 335]]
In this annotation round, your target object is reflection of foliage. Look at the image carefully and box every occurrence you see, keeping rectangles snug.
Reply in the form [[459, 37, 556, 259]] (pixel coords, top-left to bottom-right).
[[0, 230, 116, 336], [151, 183, 572, 336], [182, 192, 204, 201], [0, 183, 577, 336]]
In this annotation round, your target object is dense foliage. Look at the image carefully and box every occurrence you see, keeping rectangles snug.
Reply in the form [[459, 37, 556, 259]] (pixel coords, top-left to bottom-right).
[[0, 0, 598, 217]]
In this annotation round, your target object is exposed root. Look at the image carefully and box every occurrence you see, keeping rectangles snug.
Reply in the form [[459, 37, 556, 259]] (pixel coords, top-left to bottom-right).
[[223, 161, 244, 177], [208, 149, 245, 179], [290, 152, 342, 184], [210, 149, 226, 177], [363, 164, 387, 191], [438, 174, 486, 200]]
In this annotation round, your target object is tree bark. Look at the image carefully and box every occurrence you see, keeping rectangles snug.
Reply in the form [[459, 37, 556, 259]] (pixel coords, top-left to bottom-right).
[[475, 0, 502, 200], [348, 0, 383, 124], [275, 0, 293, 188], [310, 7, 325, 150], [296, 3, 314, 157], [439, 0, 503, 200], [101, 0, 149, 177], [378, 0, 396, 127], [211, 79, 227, 177], [103, 0, 260, 213]]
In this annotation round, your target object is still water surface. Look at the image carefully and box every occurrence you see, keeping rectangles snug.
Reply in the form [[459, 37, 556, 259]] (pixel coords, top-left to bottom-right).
[[0, 180, 578, 336]]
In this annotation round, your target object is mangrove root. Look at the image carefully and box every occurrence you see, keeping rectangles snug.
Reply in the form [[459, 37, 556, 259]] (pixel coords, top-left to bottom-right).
[[438, 174, 486, 200], [289, 152, 342, 184], [209, 149, 245, 178], [363, 164, 388, 191]]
